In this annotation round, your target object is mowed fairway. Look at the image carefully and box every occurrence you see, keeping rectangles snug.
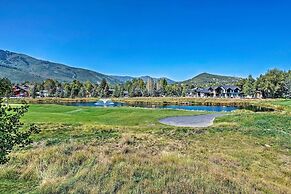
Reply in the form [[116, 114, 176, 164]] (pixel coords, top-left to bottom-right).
[[23, 104, 203, 125], [0, 103, 290, 193]]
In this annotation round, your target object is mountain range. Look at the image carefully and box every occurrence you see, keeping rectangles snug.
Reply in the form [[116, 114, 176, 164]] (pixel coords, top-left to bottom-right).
[[0, 49, 176, 84], [0, 49, 241, 86]]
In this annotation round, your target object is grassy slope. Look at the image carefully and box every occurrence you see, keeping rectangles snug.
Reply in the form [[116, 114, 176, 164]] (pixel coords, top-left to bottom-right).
[[0, 102, 290, 193]]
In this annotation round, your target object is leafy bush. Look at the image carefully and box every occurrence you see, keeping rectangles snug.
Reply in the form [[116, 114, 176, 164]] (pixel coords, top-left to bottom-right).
[[0, 98, 39, 164]]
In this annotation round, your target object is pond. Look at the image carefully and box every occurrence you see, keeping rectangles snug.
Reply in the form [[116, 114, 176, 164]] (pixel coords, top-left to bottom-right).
[[62, 101, 239, 112]]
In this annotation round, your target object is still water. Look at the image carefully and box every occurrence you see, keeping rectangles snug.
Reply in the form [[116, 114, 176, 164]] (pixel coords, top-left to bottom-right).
[[63, 101, 239, 112]]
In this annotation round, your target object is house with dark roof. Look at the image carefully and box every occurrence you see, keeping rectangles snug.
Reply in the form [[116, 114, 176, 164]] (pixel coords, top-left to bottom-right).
[[214, 85, 241, 98], [188, 85, 241, 98]]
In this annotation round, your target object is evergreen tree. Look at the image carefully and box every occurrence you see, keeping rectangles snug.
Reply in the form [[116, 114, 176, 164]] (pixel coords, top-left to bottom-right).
[[98, 79, 109, 98], [0, 78, 12, 98], [104, 84, 110, 97], [160, 78, 168, 95]]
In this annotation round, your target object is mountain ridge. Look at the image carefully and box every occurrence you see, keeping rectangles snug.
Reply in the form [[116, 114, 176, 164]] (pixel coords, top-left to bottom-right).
[[182, 72, 242, 87], [0, 49, 175, 84], [0, 49, 120, 84], [111, 75, 176, 84], [0, 49, 242, 86]]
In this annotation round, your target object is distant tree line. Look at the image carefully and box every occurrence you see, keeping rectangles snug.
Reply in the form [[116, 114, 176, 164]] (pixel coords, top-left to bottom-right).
[[120, 78, 186, 97], [0, 68, 290, 99], [30, 78, 110, 98], [30, 77, 186, 98]]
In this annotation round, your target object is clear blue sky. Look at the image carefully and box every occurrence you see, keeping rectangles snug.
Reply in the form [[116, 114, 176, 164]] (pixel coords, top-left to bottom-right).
[[0, 0, 290, 81]]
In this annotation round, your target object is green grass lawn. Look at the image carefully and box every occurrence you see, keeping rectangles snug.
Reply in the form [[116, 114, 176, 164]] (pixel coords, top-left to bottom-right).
[[0, 102, 290, 193], [23, 104, 204, 125], [270, 99, 291, 111]]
